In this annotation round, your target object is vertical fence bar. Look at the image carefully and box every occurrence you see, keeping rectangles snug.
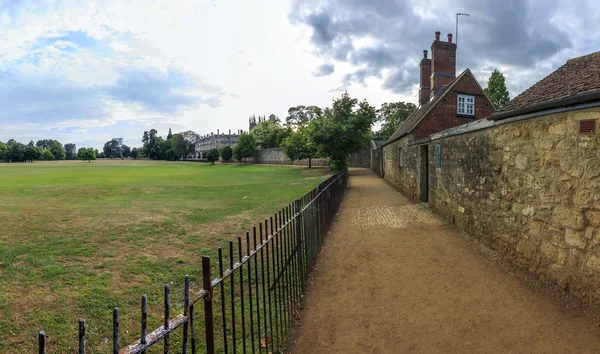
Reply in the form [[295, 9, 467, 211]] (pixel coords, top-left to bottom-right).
[[253, 227, 262, 354], [164, 284, 170, 354], [141, 294, 148, 354], [78, 319, 85, 354], [38, 331, 46, 354], [275, 211, 286, 339], [113, 308, 119, 354], [270, 215, 280, 351], [296, 199, 305, 292], [229, 241, 237, 354], [238, 236, 247, 354], [265, 218, 274, 351], [246, 232, 256, 354], [218, 248, 228, 354], [259, 222, 269, 354], [182, 275, 190, 354], [203, 256, 215, 354]]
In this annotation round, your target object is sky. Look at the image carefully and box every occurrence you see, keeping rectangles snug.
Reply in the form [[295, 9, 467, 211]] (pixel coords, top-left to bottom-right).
[[0, 0, 598, 149]]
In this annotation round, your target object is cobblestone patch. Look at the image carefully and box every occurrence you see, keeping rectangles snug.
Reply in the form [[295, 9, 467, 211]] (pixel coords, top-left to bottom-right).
[[351, 203, 446, 229]]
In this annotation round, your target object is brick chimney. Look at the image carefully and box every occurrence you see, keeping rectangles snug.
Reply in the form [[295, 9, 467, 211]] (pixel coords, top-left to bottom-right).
[[430, 31, 456, 99], [419, 50, 432, 106]]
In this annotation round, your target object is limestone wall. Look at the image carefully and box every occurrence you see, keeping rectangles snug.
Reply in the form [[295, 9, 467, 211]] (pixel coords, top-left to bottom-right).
[[423, 107, 600, 303], [382, 136, 423, 201], [247, 147, 374, 168]]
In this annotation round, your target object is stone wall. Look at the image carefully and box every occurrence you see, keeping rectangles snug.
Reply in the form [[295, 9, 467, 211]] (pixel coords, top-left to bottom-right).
[[382, 107, 600, 304], [247, 147, 374, 168], [246, 148, 328, 167], [382, 136, 423, 201]]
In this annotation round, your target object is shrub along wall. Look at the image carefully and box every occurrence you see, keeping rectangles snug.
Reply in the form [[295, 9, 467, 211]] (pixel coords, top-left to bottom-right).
[[380, 107, 600, 304]]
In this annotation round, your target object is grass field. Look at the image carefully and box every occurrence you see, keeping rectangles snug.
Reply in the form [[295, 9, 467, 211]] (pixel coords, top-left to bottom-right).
[[0, 160, 331, 352]]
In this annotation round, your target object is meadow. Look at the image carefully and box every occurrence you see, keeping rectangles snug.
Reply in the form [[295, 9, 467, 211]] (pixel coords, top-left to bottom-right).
[[0, 160, 331, 352]]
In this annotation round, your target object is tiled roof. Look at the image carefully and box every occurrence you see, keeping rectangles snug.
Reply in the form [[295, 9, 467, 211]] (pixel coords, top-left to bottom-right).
[[491, 51, 600, 120], [384, 69, 471, 146]]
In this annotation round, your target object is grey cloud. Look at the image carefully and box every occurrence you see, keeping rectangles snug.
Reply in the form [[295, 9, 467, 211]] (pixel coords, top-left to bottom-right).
[[290, 0, 575, 96], [313, 63, 335, 77]]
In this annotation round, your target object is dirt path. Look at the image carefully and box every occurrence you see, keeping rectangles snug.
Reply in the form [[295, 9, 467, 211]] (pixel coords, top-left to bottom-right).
[[289, 168, 600, 353]]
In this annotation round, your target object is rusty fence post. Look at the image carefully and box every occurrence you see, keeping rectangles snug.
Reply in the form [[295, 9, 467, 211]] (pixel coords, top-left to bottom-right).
[[203, 256, 215, 354]]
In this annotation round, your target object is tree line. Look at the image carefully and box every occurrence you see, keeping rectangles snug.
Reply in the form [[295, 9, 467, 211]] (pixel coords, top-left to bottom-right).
[[0, 139, 97, 162]]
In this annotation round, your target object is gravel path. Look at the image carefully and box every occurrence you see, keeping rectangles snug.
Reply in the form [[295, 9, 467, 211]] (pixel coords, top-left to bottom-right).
[[289, 168, 600, 354]]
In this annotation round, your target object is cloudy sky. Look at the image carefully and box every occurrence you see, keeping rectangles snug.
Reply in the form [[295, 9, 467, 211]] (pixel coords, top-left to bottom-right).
[[0, 0, 597, 149]]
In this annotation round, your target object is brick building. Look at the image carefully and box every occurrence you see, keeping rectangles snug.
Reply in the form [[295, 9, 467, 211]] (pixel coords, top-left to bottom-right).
[[379, 31, 495, 196]]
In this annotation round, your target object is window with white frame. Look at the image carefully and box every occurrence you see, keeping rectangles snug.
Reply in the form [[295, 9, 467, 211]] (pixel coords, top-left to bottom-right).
[[457, 94, 475, 116]]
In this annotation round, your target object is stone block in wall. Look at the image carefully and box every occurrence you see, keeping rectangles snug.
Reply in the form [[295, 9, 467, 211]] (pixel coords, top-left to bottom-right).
[[552, 205, 585, 230], [586, 211, 600, 228]]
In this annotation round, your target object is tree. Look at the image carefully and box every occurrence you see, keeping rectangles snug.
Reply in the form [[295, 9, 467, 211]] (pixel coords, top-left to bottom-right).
[[24, 145, 41, 162], [180, 131, 199, 157], [233, 133, 256, 164], [121, 145, 131, 158], [268, 113, 281, 125], [251, 120, 284, 149], [275, 128, 292, 147], [207, 148, 220, 164], [77, 147, 96, 162], [49, 141, 66, 160], [221, 145, 233, 163], [64, 143, 77, 160], [103, 140, 122, 158], [40, 149, 54, 161], [172, 134, 187, 159], [142, 129, 159, 159], [282, 130, 318, 168], [36, 139, 56, 150], [373, 102, 417, 140], [0, 142, 7, 161], [6, 141, 26, 162], [286, 105, 323, 130], [131, 148, 139, 159], [484, 69, 510, 109], [308, 92, 377, 171]]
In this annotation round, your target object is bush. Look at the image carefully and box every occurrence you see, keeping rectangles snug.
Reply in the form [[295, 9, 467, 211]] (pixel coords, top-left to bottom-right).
[[221, 145, 233, 163], [207, 148, 220, 164]]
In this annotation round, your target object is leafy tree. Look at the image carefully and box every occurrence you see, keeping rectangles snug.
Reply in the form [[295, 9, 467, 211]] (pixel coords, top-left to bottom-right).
[[24, 145, 41, 162], [77, 147, 96, 162], [131, 148, 139, 159], [171, 134, 187, 159], [233, 133, 256, 164], [40, 149, 54, 161], [286, 105, 323, 130], [97, 151, 105, 158], [142, 129, 159, 159], [0, 141, 7, 161], [180, 131, 200, 157], [207, 148, 220, 164], [221, 145, 233, 163], [373, 102, 417, 140], [308, 92, 377, 171], [64, 143, 77, 160], [484, 69, 510, 109], [275, 128, 292, 147], [121, 145, 131, 158], [268, 113, 281, 125], [282, 130, 318, 168], [49, 141, 66, 160], [27, 141, 35, 147], [36, 139, 56, 150], [103, 140, 122, 158], [6, 141, 26, 162], [251, 120, 284, 149]]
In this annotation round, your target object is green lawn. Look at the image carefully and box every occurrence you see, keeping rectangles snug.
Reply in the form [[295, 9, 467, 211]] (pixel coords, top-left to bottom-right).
[[0, 160, 331, 352]]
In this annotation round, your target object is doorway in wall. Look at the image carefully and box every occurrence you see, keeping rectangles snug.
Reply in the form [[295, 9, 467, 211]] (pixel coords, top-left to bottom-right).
[[419, 145, 428, 202]]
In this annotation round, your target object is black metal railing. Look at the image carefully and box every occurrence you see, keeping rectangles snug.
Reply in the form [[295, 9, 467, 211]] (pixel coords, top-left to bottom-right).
[[36, 170, 347, 353]]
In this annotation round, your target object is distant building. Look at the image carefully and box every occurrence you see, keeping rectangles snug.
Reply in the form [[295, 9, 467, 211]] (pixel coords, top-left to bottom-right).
[[112, 138, 124, 146], [249, 115, 266, 131], [194, 129, 243, 158]]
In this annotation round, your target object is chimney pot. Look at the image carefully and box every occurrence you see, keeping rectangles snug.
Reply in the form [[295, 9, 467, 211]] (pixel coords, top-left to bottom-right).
[[447, 33, 453, 43], [435, 31, 440, 41], [423, 50, 428, 59]]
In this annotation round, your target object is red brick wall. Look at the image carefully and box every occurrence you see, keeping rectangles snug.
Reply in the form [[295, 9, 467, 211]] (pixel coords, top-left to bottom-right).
[[413, 73, 494, 139]]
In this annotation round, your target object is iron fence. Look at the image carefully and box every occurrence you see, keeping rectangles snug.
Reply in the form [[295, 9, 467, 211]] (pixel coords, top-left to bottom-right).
[[35, 170, 347, 353]]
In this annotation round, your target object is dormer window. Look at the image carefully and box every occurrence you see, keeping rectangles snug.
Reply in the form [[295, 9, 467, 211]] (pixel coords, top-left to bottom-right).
[[458, 94, 475, 116]]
